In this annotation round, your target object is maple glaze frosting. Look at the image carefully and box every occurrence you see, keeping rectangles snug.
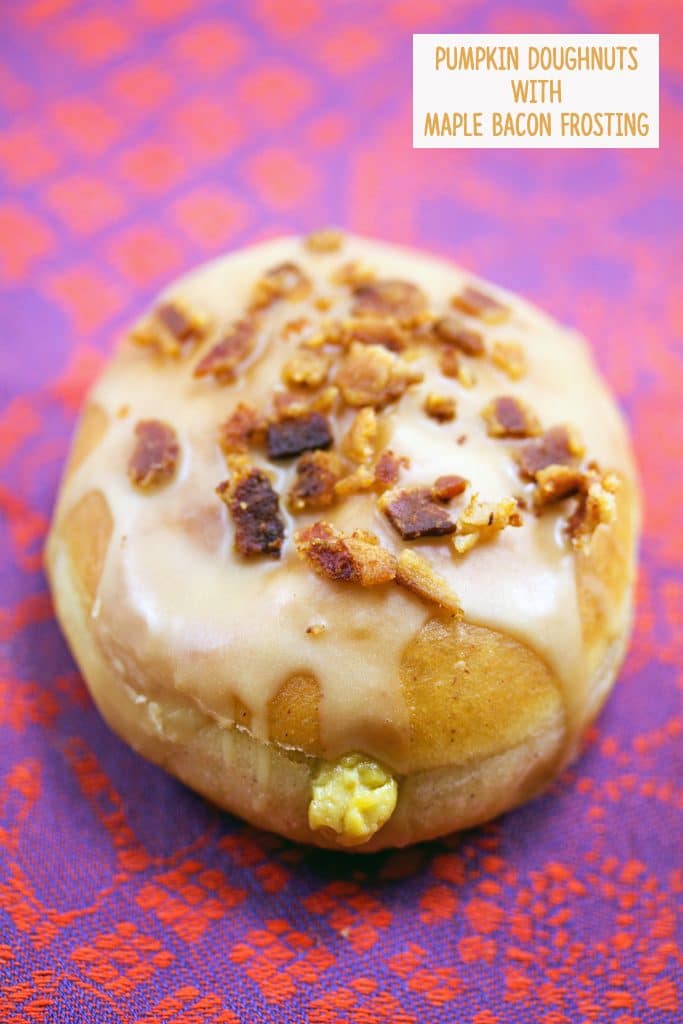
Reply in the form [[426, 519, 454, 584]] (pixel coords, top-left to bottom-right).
[[55, 234, 636, 775]]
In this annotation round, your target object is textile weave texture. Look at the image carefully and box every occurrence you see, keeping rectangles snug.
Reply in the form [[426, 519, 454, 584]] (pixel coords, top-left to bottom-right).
[[1, 2, 681, 1021]]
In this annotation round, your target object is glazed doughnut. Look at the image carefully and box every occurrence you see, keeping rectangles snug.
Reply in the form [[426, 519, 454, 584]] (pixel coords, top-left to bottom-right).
[[46, 231, 640, 850]]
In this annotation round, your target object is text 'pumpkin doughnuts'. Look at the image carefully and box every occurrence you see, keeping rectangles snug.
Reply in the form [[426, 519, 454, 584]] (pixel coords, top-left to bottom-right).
[[46, 231, 640, 850]]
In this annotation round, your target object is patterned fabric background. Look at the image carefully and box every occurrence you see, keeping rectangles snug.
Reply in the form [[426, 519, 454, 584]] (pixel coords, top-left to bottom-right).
[[1, 1, 681, 1021]]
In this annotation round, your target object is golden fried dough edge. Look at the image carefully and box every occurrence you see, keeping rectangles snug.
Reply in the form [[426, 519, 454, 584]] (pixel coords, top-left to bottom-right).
[[572, 469, 640, 731]]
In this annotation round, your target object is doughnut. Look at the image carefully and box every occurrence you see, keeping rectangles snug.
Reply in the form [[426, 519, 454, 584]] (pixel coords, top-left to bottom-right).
[[46, 231, 640, 850]]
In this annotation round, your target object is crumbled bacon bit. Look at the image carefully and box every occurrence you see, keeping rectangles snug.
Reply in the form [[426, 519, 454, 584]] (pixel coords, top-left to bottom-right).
[[567, 471, 619, 549], [301, 320, 343, 350], [434, 316, 485, 356], [295, 522, 396, 586], [342, 407, 377, 464], [283, 317, 310, 338], [309, 385, 340, 413], [439, 347, 460, 378], [439, 347, 475, 387], [223, 452, 250, 478], [334, 464, 375, 497], [456, 434, 467, 445], [281, 347, 331, 388], [516, 425, 585, 480], [380, 487, 456, 540], [131, 299, 209, 358], [250, 262, 311, 309], [482, 396, 541, 438], [331, 261, 376, 288], [451, 285, 509, 323], [533, 464, 586, 508], [194, 317, 257, 383], [491, 341, 526, 379], [395, 549, 462, 615], [128, 420, 179, 490], [335, 342, 423, 408], [334, 449, 409, 497], [218, 403, 267, 456], [217, 468, 284, 558], [267, 410, 333, 460], [289, 451, 344, 512], [424, 393, 456, 422], [452, 494, 522, 554], [297, 523, 464, 613], [432, 475, 468, 502], [156, 302, 194, 340], [272, 386, 338, 418], [374, 450, 409, 490], [351, 280, 427, 321], [305, 228, 344, 254], [342, 316, 409, 353]]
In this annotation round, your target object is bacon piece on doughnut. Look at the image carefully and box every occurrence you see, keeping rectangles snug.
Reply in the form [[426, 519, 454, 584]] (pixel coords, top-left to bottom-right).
[[380, 487, 456, 540], [250, 261, 311, 309], [267, 410, 333, 460], [333, 448, 409, 498], [567, 471, 618, 549], [281, 347, 332, 388], [451, 285, 509, 324], [331, 260, 376, 289], [433, 316, 485, 356], [452, 495, 522, 555], [374, 450, 410, 490], [283, 317, 311, 338], [491, 340, 526, 379], [351, 279, 427, 321], [432, 474, 468, 502], [296, 522, 397, 586], [194, 317, 258, 383], [289, 451, 344, 512], [131, 299, 209, 358], [342, 316, 410, 353], [482, 395, 541, 438], [439, 347, 460, 379], [438, 347, 475, 388], [342, 407, 377, 464], [217, 468, 284, 558], [334, 464, 376, 497], [424, 393, 457, 422], [272, 386, 338, 419], [156, 302, 203, 348], [128, 419, 179, 490], [533, 465, 585, 508], [305, 228, 344, 253], [516, 425, 585, 480], [219, 403, 267, 457], [335, 342, 423, 409]]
